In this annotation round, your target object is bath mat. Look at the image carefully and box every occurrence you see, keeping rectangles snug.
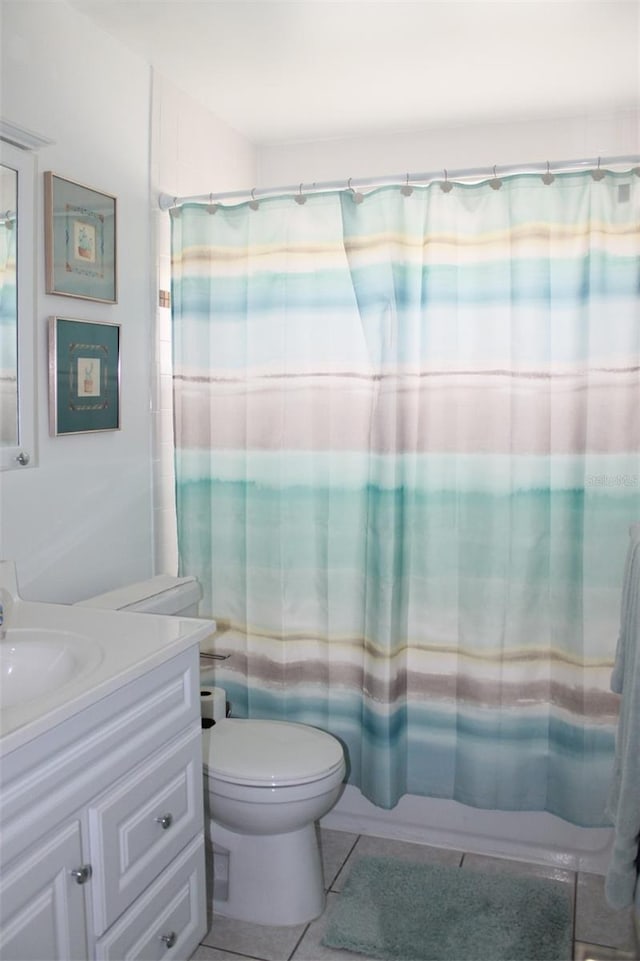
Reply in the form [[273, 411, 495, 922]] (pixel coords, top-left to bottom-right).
[[322, 856, 572, 961]]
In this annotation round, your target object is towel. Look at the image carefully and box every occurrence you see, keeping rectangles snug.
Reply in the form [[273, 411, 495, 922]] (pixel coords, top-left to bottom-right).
[[605, 522, 640, 917]]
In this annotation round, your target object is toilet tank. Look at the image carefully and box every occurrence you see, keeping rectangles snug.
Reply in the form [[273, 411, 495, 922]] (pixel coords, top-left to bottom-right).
[[75, 575, 202, 616]]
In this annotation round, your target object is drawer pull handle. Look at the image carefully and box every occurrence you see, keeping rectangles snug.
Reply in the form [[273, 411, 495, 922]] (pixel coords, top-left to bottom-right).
[[155, 813, 173, 830], [160, 931, 177, 949], [70, 864, 92, 885]]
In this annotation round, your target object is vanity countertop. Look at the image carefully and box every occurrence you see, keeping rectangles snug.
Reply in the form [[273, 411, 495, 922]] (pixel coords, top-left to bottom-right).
[[0, 597, 215, 757]]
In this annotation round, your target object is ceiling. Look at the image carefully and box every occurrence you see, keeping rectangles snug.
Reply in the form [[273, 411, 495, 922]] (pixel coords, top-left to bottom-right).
[[68, 1, 639, 144]]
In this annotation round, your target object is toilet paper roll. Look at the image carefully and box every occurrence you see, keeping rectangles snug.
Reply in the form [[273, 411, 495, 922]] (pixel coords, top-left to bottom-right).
[[200, 686, 226, 722]]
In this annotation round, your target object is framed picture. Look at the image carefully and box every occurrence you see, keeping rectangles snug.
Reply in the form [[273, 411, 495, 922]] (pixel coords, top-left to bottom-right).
[[48, 316, 120, 435], [44, 172, 117, 303]]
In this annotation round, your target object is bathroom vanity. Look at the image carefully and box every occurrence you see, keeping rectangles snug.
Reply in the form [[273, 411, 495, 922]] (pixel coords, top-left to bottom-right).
[[0, 563, 215, 961]]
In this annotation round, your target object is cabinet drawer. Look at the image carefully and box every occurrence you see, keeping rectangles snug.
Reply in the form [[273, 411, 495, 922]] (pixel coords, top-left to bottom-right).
[[95, 834, 206, 961], [90, 723, 203, 934]]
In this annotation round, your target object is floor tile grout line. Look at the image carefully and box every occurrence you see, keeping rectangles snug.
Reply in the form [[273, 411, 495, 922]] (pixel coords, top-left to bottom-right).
[[291, 833, 362, 959], [198, 943, 269, 961], [327, 832, 362, 891], [287, 921, 311, 961], [571, 871, 578, 950]]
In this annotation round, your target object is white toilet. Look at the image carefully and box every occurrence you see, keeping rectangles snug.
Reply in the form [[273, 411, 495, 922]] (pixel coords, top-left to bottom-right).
[[76, 576, 346, 926]]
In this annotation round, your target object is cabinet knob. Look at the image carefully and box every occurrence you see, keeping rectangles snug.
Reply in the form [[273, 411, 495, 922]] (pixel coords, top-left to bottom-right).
[[70, 864, 92, 885], [160, 931, 177, 948], [154, 813, 173, 830]]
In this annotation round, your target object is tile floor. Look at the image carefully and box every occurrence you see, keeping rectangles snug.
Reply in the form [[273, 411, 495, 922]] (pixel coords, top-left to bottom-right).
[[190, 828, 639, 961]]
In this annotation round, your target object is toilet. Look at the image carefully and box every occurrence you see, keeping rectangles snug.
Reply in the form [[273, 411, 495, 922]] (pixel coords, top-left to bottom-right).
[[76, 576, 346, 926]]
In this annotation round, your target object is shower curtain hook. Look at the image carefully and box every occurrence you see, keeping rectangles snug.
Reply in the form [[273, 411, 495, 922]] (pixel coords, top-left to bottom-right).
[[542, 161, 555, 185], [249, 188, 260, 210], [207, 192, 220, 214], [294, 183, 307, 205], [489, 164, 503, 190], [400, 173, 413, 197], [348, 177, 364, 204], [591, 156, 605, 181], [440, 168, 453, 193]]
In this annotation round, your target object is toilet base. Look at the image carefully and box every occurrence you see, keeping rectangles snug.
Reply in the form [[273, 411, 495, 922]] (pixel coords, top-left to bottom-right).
[[208, 819, 326, 926]]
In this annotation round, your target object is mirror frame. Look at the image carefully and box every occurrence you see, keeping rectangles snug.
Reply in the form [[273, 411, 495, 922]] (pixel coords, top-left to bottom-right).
[[0, 137, 37, 470]]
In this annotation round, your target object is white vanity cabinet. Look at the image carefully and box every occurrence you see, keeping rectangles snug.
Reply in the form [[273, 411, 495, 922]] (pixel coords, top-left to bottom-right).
[[0, 647, 207, 961]]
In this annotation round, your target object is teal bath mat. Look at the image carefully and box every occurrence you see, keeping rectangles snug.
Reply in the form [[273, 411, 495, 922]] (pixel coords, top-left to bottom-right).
[[322, 856, 572, 961]]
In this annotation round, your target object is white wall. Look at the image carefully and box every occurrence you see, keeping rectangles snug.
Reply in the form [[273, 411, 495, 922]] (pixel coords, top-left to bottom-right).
[[0, 1, 257, 601], [258, 109, 640, 186], [0, 0, 155, 602]]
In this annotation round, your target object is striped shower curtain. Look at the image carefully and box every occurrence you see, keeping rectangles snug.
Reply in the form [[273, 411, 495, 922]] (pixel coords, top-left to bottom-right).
[[0, 217, 17, 444], [171, 170, 640, 826]]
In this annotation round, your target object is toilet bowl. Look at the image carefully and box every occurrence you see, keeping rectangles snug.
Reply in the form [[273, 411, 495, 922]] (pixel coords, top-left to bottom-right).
[[76, 576, 347, 926], [203, 718, 345, 925]]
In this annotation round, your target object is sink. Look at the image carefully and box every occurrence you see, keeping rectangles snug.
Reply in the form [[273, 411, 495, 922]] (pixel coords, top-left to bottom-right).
[[0, 561, 215, 753], [0, 629, 104, 709]]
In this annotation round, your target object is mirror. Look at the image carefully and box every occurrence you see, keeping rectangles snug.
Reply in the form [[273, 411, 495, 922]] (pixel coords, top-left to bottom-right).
[[0, 163, 18, 445], [0, 138, 36, 470]]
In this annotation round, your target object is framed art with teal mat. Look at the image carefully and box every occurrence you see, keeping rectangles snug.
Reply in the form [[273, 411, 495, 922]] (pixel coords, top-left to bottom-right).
[[48, 316, 120, 436]]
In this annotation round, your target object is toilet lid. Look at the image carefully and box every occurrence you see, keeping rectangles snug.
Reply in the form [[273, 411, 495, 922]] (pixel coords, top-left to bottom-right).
[[202, 719, 345, 787]]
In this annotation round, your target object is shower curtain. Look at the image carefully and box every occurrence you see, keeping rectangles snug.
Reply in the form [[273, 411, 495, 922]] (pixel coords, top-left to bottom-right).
[[171, 170, 640, 826], [0, 217, 17, 443]]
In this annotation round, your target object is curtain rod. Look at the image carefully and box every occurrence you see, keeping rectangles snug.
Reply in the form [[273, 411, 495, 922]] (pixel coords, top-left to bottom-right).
[[159, 154, 639, 210]]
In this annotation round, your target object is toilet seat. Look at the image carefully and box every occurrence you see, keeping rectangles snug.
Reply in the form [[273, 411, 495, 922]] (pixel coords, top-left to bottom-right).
[[202, 718, 344, 787]]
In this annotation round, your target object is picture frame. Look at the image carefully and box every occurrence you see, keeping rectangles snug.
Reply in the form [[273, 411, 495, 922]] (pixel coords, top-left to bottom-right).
[[44, 172, 117, 303], [48, 316, 121, 436]]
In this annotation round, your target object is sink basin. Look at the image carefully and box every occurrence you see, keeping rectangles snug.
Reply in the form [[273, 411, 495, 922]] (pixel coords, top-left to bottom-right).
[[0, 629, 104, 709]]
